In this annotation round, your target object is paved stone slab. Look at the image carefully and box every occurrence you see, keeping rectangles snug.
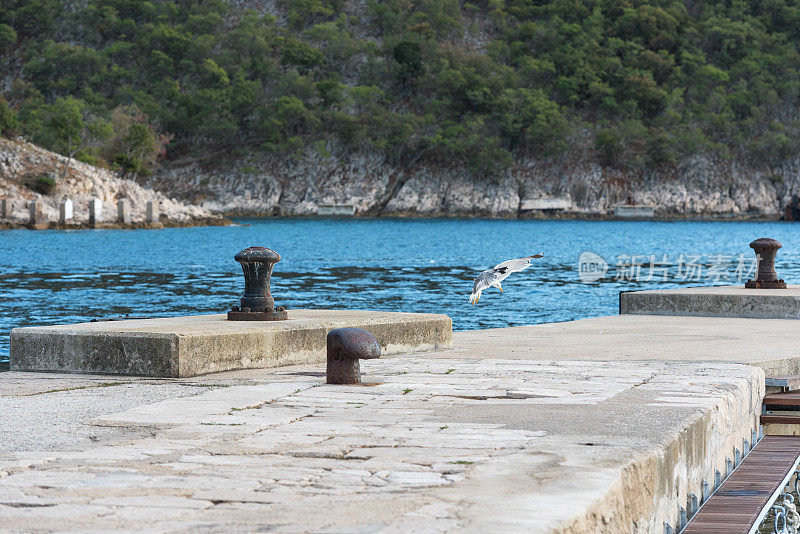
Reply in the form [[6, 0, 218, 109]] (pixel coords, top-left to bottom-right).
[[10, 310, 452, 377], [0, 353, 761, 533], [447, 314, 800, 376], [620, 285, 800, 319]]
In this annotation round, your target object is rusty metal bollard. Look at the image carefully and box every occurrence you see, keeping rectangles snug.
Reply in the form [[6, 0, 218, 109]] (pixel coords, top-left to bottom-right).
[[745, 238, 787, 289], [228, 246, 288, 320], [326, 328, 381, 384]]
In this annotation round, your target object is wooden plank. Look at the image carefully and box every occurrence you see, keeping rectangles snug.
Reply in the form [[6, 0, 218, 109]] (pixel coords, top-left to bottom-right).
[[761, 391, 800, 406], [682, 435, 800, 534], [761, 414, 800, 424], [763, 391, 800, 405]]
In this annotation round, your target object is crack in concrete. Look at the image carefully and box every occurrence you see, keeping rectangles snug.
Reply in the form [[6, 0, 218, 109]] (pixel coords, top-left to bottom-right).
[[4, 382, 125, 397]]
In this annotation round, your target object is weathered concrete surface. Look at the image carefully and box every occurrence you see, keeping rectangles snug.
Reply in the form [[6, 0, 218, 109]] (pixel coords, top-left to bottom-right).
[[10, 310, 452, 378], [620, 286, 800, 319], [447, 314, 800, 376], [0, 355, 761, 533]]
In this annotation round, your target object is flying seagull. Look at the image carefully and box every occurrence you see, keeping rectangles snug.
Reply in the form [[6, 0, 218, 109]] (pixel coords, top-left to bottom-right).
[[469, 253, 545, 304]]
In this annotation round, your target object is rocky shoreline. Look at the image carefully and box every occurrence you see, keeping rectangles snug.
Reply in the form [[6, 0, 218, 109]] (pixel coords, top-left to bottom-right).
[[0, 138, 227, 229], [144, 146, 800, 220], [5, 136, 799, 224], [217, 208, 782, 221]]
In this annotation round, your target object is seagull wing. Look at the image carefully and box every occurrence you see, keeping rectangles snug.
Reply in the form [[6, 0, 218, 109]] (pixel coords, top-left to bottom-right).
[[493, 253, 545, 274], [469, 270, 497, 304], [472, 270, 495, 294]]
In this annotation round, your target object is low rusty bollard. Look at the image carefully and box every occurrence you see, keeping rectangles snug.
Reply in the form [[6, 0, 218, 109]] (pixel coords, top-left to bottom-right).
[[228, 246, 288, 320], [745, 238, 787, 289], [326, 328, 381, 384]]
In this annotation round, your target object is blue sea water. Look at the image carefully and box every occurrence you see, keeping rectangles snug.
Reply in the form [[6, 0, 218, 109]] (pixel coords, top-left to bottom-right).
[[2, 217, 799, 365]]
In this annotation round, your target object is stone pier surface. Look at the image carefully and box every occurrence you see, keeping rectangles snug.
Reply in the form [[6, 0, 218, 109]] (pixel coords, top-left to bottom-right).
[[10, 313, 800, 532], [620, 285, 800, 319], [0, 350, 761, 533], [10, 310, 452, 377], [450, 314, 800, 376]]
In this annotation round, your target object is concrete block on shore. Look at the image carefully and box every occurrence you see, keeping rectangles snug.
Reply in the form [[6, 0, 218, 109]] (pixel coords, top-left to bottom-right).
[[0, 198, 15, 218], [89, 198, 102, 225], [117, 198, 131, 223], [59, 198, 73, 223], [620, 285, 800, 319], [10, 309, 452, 377], [613, 204, 655, 218], [28, 199, 45, 228], [317, 204, 355, 216], [520, 196, 571, 210], [146, 200, 159, 222]]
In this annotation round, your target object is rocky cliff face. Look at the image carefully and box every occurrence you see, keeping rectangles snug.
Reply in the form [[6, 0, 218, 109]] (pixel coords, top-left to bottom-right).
[[147, 148, 799, 218], [0, 138, 223, 225]]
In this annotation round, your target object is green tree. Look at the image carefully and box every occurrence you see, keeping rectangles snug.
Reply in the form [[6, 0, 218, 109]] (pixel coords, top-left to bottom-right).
[[0, 24, 16, 51], [0, 98, 18, 137], [104, 105, 170, 178], [41, 97, 110, 178], [393, 41, 422, 84]]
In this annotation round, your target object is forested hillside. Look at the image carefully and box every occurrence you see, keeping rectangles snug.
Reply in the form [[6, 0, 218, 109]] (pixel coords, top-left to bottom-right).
[[1, 0, 799, 183]]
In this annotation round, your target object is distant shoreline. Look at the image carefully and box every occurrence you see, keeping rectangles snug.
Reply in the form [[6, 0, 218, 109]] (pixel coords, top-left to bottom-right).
[[222, 212, 787, 223], [0, 212, 791, 229], [0, 216, 232, 230]]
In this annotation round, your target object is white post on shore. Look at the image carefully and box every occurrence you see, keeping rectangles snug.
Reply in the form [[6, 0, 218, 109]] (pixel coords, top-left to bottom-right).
[[59, 199, 73, 223], [146, 200, 160, 223], [89, 198, 102, 226], [117, 198, 131, 223]]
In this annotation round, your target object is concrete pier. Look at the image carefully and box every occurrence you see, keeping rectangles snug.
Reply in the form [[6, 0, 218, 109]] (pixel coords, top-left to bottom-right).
[[0, 327, 762, 533], [5, 289, 798, 531], [117, 198, 131, 223], [10, 310, 453, 377], [621, 285, 800, 319]]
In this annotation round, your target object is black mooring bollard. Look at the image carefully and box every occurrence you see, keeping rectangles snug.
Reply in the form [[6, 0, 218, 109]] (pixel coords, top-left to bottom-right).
[[745, 238, 787, 289], [326, 328, 381, 384], [228, 246, 289, 320]]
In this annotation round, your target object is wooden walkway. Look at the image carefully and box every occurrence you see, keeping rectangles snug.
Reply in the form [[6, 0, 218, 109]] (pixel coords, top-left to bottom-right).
[[761, 391, 800, 425], [683, 435, 800, 533]]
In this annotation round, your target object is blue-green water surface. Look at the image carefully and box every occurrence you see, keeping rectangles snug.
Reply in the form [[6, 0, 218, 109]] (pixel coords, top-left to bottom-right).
[[2, 218, 799, 365]]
